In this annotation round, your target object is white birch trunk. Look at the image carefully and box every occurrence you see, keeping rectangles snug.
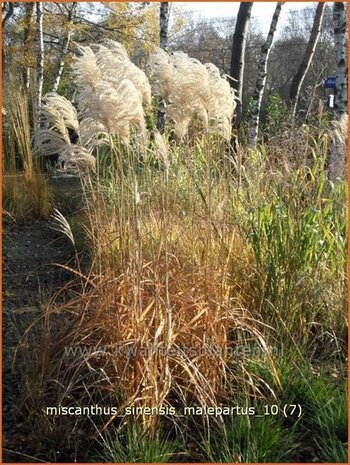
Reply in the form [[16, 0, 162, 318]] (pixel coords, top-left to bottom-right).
[[35, 2, 44, 126], [23, 2, 35, 91], [290, 3, 325, 121], [51, 32, 71, 93], [248, 2, 283, 148], [51, 3, 76, 94], [329, 3, 348, 182], [157, 2, 170, 131], [159, 2, 170, 51]]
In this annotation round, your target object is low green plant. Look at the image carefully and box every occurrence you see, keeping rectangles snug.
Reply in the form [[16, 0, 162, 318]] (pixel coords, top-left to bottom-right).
[[243, 351, 347, 463], [201, 412, 300, 463], [98, 424, 179, 463], [286, 369, 348, 463], [263, 92, 289, 138]]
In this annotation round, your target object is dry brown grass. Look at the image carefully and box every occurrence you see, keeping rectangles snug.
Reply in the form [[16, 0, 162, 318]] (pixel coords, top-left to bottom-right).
[[23, 145, 276, 434], [2, 86, 53, 221], [3, 171, 53, 221], [13, 125, 346, 461]]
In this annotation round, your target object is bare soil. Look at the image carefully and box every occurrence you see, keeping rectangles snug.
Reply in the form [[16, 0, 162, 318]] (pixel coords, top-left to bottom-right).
[[2, 218, 76, 462]]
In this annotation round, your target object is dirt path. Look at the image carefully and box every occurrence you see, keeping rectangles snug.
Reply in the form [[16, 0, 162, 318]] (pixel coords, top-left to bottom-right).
[[3, 218, 76, 462]]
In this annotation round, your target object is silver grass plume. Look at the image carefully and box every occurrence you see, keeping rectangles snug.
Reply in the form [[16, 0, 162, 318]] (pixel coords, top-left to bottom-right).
[[59, 145, 96, 173], [153, 129, 169, 170], [72, 43, 148, 147], [40, 92, 80, 137], [148, 49, 236, 141], [148, 49, 209, 140], [205, 63, 237, 141], [96, 40, 152, 105], [168, 52, 210, 139], [33, 93, 78, 156], [78, 79, 146, 147], [147, 48, 173, 102], [33, 93, 95, 173], [73, 45, 102, 92]]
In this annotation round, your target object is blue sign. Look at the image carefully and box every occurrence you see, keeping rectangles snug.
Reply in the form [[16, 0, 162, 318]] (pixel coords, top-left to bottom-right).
[[324, 76, 336, 88]]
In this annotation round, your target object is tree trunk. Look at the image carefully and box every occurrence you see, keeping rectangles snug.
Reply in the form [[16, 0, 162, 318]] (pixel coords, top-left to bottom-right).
[[289, 2, 325, 121], [329, 3, 348, 183], [157, 2, 170, 132], [248, 2, 283, 147], [159, 2, 170, 51], [2, 2, 15, 82], [35, 2, 44, 126], [329, 114, 347, 182], [333, 2, 347, 115], [51, 2, 76, 93], [51, 34, 71, 93], [23, 2, 35, 91], [230, 2, 253, 127], [2, 2, 14, 29]]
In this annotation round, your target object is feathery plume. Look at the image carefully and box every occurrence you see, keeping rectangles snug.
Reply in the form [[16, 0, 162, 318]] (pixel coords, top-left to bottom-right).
[[59, 145, 96, 173], [78, 79, 146, 146], [33, 92, 96, 173], [95, 41, 152, 105], [72, 42, 148, 146], [205, 63, 237, 140], [148, 49, 236, 140], [154, 129, 169, 169], [41, 93, 80, 140]]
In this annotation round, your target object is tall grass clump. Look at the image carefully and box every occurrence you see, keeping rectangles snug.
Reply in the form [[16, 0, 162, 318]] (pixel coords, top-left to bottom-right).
[[231, 131, 347, 352], [3, 84, 33, 177], [3, 86, 53, 220], [18, 41, 347, 461], [23, 44, 273, 441], [35, 149, 268, 432]]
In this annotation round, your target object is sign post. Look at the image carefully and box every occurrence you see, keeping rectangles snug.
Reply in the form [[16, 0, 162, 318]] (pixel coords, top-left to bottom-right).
[[324, 76, 337, 109], [324, 76, 337, 89]]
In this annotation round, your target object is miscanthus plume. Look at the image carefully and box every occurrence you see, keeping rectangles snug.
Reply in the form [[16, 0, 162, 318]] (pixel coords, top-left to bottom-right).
[[33, 41, 236, 171], [148, 49, 236, 140], [33, 41, 152, 170], [73, 41, 149, 147], [33, 93, 96, 173]]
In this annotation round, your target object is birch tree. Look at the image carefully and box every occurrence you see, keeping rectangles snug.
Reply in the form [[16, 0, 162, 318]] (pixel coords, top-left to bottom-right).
[[157, 2, 170, 131], [23, 2, 35, 91], [159, 2, 170, 50], [248, 2, 283, 147], [329, 2, 348, 182], [35, 2, 44, 125], [289, 2, 325, 121], [2, 2, 15, 28], [2, 2, 15, 81], [51, 2, 77, 93], [230, 2, 253, 127]]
